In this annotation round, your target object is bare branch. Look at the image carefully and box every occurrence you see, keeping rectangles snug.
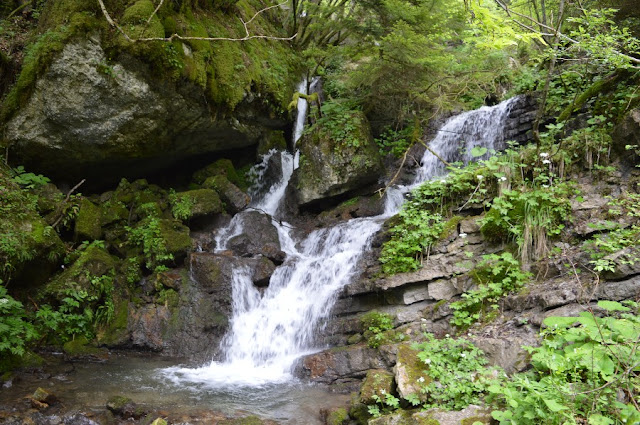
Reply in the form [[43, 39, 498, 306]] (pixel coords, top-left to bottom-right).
[[493, 0, 640, 66], [97, 0, 297, 43], [146, 0, 164, 27]]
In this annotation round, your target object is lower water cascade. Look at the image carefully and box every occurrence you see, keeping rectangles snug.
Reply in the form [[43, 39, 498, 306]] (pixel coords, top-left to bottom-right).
[[159, 96, 521, 411]]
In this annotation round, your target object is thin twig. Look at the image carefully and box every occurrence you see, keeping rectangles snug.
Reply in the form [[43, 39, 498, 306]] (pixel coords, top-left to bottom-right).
[[52, 179, 86, 228], [417, 139, 452, 168]]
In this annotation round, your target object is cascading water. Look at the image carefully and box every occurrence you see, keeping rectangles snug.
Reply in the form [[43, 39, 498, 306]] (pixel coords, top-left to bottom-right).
[[163, 96, 520, 389]]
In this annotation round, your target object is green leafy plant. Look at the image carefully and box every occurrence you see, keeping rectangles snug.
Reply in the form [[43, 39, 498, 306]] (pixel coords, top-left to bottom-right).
[[489, 301, 640, 425], [368, 392, 401, 418], [10, 165, 50, 189], [480, 182, 574, 261], [306, 100, 363, 149], [0, 282, 38, 356], [361, 311, 395, 348], [126, 203, 173, 273], [451, 252, 531, 328], [413, 333, 497, 410], [376, 126, 414, 158], [379, 210, 445, 274], [169, 189, 195, 221], [36, 287, 95, 342]]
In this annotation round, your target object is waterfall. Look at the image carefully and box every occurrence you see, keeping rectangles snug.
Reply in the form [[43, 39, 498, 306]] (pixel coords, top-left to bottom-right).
[[384, 97, 520, 213], [162, 97, 519, 387]]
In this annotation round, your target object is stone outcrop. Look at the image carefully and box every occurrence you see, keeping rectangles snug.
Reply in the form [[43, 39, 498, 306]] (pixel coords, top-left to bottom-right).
[[291, 111, 384, 209], [225, 211, 285, 263], [303, 182, 640, 387], [612, 108, 640, 165], [5, 37, 287, 185]]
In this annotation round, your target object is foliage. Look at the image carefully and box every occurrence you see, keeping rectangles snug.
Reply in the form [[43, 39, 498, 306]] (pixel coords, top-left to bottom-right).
[[480, 178, 574, 261], [306, 100, 363, 149], [413, 333, 497, 410], [0, 282, 38, 356], [361, 311, 395, 348], [10, 165, 50, 189], [375, 126, 414, 158], [489, 301, 640, 425], [126, 203, 173, 273], [35, 288, 96, 342], [584, 193, 640, 274], [450, 253, 531, 329], [368, 392, 401, 418], [379, 210, 444, 275], [169, 189, 194, 221]]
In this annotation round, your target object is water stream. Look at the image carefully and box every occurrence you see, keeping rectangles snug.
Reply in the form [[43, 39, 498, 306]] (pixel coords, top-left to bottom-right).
[[163, 96, 521, 392], [0, 96, 521, 423]]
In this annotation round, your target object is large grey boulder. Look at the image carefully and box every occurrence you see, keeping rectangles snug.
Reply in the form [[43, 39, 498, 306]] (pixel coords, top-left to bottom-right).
[[226, 211, 284, 261], [5, 37, 284, 183], [291, 111, 384, 209]]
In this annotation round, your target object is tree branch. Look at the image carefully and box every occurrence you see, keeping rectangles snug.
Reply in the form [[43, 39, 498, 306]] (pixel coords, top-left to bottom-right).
[[493, 0, 640, 66], [97, 0, 297, 43]]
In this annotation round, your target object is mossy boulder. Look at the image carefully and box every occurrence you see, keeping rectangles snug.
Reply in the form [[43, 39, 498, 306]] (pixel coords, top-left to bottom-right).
[[292, 111, 384, 209], [157, 219, 192, 264], [74, 198, 103, 241], [202, 175, 250, 214], [193, 159, 245, 188], [326, 407, 349, 425], [257, 130, 287, 155], [43, 245, 117, 300], [96, 296, 130, 346], [360, 369, 395, 405], [0, 350, 44, 374], [368, 410, 416, 425], [62, 335, 105, 357], [171, 189, 223, 221], [394, 344, 430, 402]]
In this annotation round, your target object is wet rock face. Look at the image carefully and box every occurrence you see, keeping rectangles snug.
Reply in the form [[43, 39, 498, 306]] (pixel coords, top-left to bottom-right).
[[292, 111, 384, 210], [5, 38, 284, 185], [226, 211, 284, 262], [502, 95, 537, 144], [613, 108, 640, 165]]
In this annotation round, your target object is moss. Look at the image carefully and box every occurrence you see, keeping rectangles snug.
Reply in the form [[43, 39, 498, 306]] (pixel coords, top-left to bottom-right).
[[155, 288, 179, 308], [1, 0, 298, 127], [258, 130, 287, 155], [173, 189, 223, 220], [193, 159, 243, 186], [1, 10, 104, 123], [440, 215, 463, 240], [360, 369, 395, 405], [97, 297, 129, 345], [0, 350, 44, 374], [479, 207, 510, 242], [413, 415, 440, 425], [101, 200, 129, 226], [157, 219, 191, 259], [75, 198, 103, 241], [327, 407, 349, 425], [218, 416, 264, 425], [62, 335, 104, 356], [461, 416, 491, 425], [43, 245, 117, 299]]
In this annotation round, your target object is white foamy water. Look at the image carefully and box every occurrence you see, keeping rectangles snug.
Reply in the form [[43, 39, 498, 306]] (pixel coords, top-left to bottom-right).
[[163, 97, 519, 387]]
